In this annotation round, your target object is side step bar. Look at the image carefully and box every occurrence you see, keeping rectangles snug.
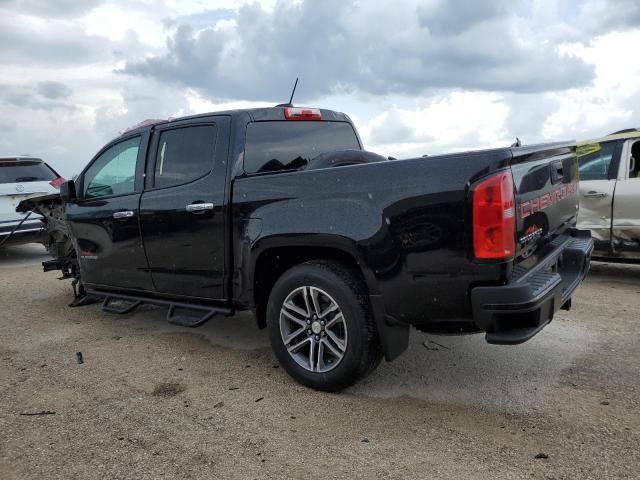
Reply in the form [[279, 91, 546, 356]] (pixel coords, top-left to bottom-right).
[[87, 289, 233, 328], [42, 259, 63, 272]]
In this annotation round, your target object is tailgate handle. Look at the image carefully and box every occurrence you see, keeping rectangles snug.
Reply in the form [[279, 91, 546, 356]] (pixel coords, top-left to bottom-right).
[[550, 161, 564, 184], [584, 191, 608, 198]]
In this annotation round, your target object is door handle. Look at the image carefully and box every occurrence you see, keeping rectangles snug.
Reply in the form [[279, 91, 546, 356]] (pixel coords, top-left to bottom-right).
[[186, 203, 214, 213], [113, 210, 135, 219], [584, 191, 608, 198]]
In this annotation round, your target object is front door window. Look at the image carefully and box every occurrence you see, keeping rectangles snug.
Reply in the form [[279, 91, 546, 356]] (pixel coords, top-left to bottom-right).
[[83, 136, 141, 198], [577, 141, 616, 181]]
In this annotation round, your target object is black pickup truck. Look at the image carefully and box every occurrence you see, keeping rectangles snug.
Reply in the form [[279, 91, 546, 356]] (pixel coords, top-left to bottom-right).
[[18, 106, 593, 391]]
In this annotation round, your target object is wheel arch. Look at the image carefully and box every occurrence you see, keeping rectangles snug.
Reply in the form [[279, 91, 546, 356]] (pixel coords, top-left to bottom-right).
[[246, 236, 409, 361], [250, 238, 375, 328]]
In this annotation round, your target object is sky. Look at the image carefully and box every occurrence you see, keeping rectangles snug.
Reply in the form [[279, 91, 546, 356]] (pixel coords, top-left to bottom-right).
[[1, 0, 640, 177]]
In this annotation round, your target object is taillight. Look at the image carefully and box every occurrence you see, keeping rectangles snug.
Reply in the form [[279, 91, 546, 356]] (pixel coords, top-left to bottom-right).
[[284, 107, 322, 121], [50, 177, 65, 189], [472, 170, 515, 260]]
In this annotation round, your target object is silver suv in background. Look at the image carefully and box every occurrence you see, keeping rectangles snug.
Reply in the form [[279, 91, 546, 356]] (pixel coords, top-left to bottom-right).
[[577, 129, 640, 260], [0, 156, 64, 247]]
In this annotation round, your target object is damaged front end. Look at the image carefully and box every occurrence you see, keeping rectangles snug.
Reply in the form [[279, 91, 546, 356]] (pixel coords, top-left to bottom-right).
[[16, 194, 88, 304]]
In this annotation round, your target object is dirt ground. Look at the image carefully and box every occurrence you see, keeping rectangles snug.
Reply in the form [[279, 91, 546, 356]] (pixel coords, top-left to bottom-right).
[[1, 244, 639, 479]]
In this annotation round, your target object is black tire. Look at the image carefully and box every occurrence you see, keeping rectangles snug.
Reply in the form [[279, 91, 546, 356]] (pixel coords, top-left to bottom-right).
[[266, 260, 383, 391]]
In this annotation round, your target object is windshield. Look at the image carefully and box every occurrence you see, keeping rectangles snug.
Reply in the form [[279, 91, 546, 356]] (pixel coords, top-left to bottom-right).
[[0, 161, 57, 183]]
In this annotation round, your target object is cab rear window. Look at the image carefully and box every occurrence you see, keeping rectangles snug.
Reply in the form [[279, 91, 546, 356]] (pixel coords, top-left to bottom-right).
[[0, 161, 57, 184], [244, 121, 361, 174]]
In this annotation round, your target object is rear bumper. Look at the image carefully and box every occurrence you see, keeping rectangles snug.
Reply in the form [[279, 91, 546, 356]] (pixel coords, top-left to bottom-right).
[[0, 219, 45, 246], [471, 229, 593, 345]]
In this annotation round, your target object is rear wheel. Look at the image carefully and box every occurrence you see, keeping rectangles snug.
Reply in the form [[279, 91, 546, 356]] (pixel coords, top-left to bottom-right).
[[266, 261, 382, 391]]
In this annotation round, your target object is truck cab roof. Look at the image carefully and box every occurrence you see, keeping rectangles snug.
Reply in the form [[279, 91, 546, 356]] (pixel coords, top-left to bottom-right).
[[122, 107, 353, 136], [579, 128, 640, 145]]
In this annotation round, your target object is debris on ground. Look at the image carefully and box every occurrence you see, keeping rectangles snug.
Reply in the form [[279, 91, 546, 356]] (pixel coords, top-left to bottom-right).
[[19, 411, 56, 416], [534, 453, 549, 459], [76, 352, 84, 364], [151, 383, 186, 397], [422, 340, 450, 351]]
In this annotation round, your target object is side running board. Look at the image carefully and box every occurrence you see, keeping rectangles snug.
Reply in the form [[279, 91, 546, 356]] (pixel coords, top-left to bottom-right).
[[166, 304, 223, 328], [89, 289, 233, 328], [103, 297, 142, 314]]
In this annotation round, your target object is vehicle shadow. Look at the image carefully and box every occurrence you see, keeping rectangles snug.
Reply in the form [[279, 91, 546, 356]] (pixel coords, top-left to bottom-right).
[[37, 256, 622, 414], [347, 319, 596, 413], [123, 295, 597, 414], [0, 243, 50, 268], [161, 302, 595, 414], [587, 260, 640, 282]]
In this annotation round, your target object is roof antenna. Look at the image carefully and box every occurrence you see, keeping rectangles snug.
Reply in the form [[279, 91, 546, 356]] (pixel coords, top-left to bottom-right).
[[276, 77, 298, 107], [510, 137, 522, 148]]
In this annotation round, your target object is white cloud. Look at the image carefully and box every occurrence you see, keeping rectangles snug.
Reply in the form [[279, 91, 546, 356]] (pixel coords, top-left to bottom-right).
[[0, 0, 639, 178], [83, 3, 168, 45], [543, 30, 640, 140], [185, 91, 270, 114], [362, 92, 511, 158], [123, 0, 594, 99]]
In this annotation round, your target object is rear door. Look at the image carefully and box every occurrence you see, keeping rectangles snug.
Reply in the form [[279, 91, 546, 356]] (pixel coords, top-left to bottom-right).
[[139, 116, 230, 300], [66, 132, 154, 291], [611, 138, 640, 255], [576, 140, 621, 247]]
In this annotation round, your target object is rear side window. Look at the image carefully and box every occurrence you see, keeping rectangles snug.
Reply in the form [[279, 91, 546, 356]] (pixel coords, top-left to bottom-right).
[[577, 142, 617, 181], [244, 121, 361, 174], [0, 161, 56, 183], [154, 125, 217, 188]]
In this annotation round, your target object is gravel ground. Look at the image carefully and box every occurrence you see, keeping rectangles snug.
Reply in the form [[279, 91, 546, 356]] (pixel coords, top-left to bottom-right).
[[1, 245, 639, 479]]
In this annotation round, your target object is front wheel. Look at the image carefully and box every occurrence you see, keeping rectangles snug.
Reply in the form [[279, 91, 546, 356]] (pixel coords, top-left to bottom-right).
[[266, 261, 382, 391]]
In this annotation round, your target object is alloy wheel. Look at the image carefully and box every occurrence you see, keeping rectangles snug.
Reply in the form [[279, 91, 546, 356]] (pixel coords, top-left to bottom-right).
[[279, 286, 348, 373]]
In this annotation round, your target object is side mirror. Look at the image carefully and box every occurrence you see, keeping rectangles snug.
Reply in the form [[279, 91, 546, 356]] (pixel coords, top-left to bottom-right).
[[59, 180, 77, 203]]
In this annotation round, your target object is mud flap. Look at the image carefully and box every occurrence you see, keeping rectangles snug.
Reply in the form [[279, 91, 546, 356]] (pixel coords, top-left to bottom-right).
[[369, 295, 410, 361]]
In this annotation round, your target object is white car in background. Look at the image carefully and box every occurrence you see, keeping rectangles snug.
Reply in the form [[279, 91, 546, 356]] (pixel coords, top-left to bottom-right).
[[0, 156, 64, 248], [577, 129, 640, 260]]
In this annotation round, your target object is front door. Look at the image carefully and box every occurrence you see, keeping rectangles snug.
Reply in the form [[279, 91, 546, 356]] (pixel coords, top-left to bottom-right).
[[611, 138, 640, 256], [577, 140, 621, 247], [66, 132, 154, 291], [139, 117, 229, 300]]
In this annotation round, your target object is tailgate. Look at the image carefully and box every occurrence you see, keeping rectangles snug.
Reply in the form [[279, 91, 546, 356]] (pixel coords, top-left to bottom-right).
[[0, 181, 53, 223], [510, 142, 580, 260]]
